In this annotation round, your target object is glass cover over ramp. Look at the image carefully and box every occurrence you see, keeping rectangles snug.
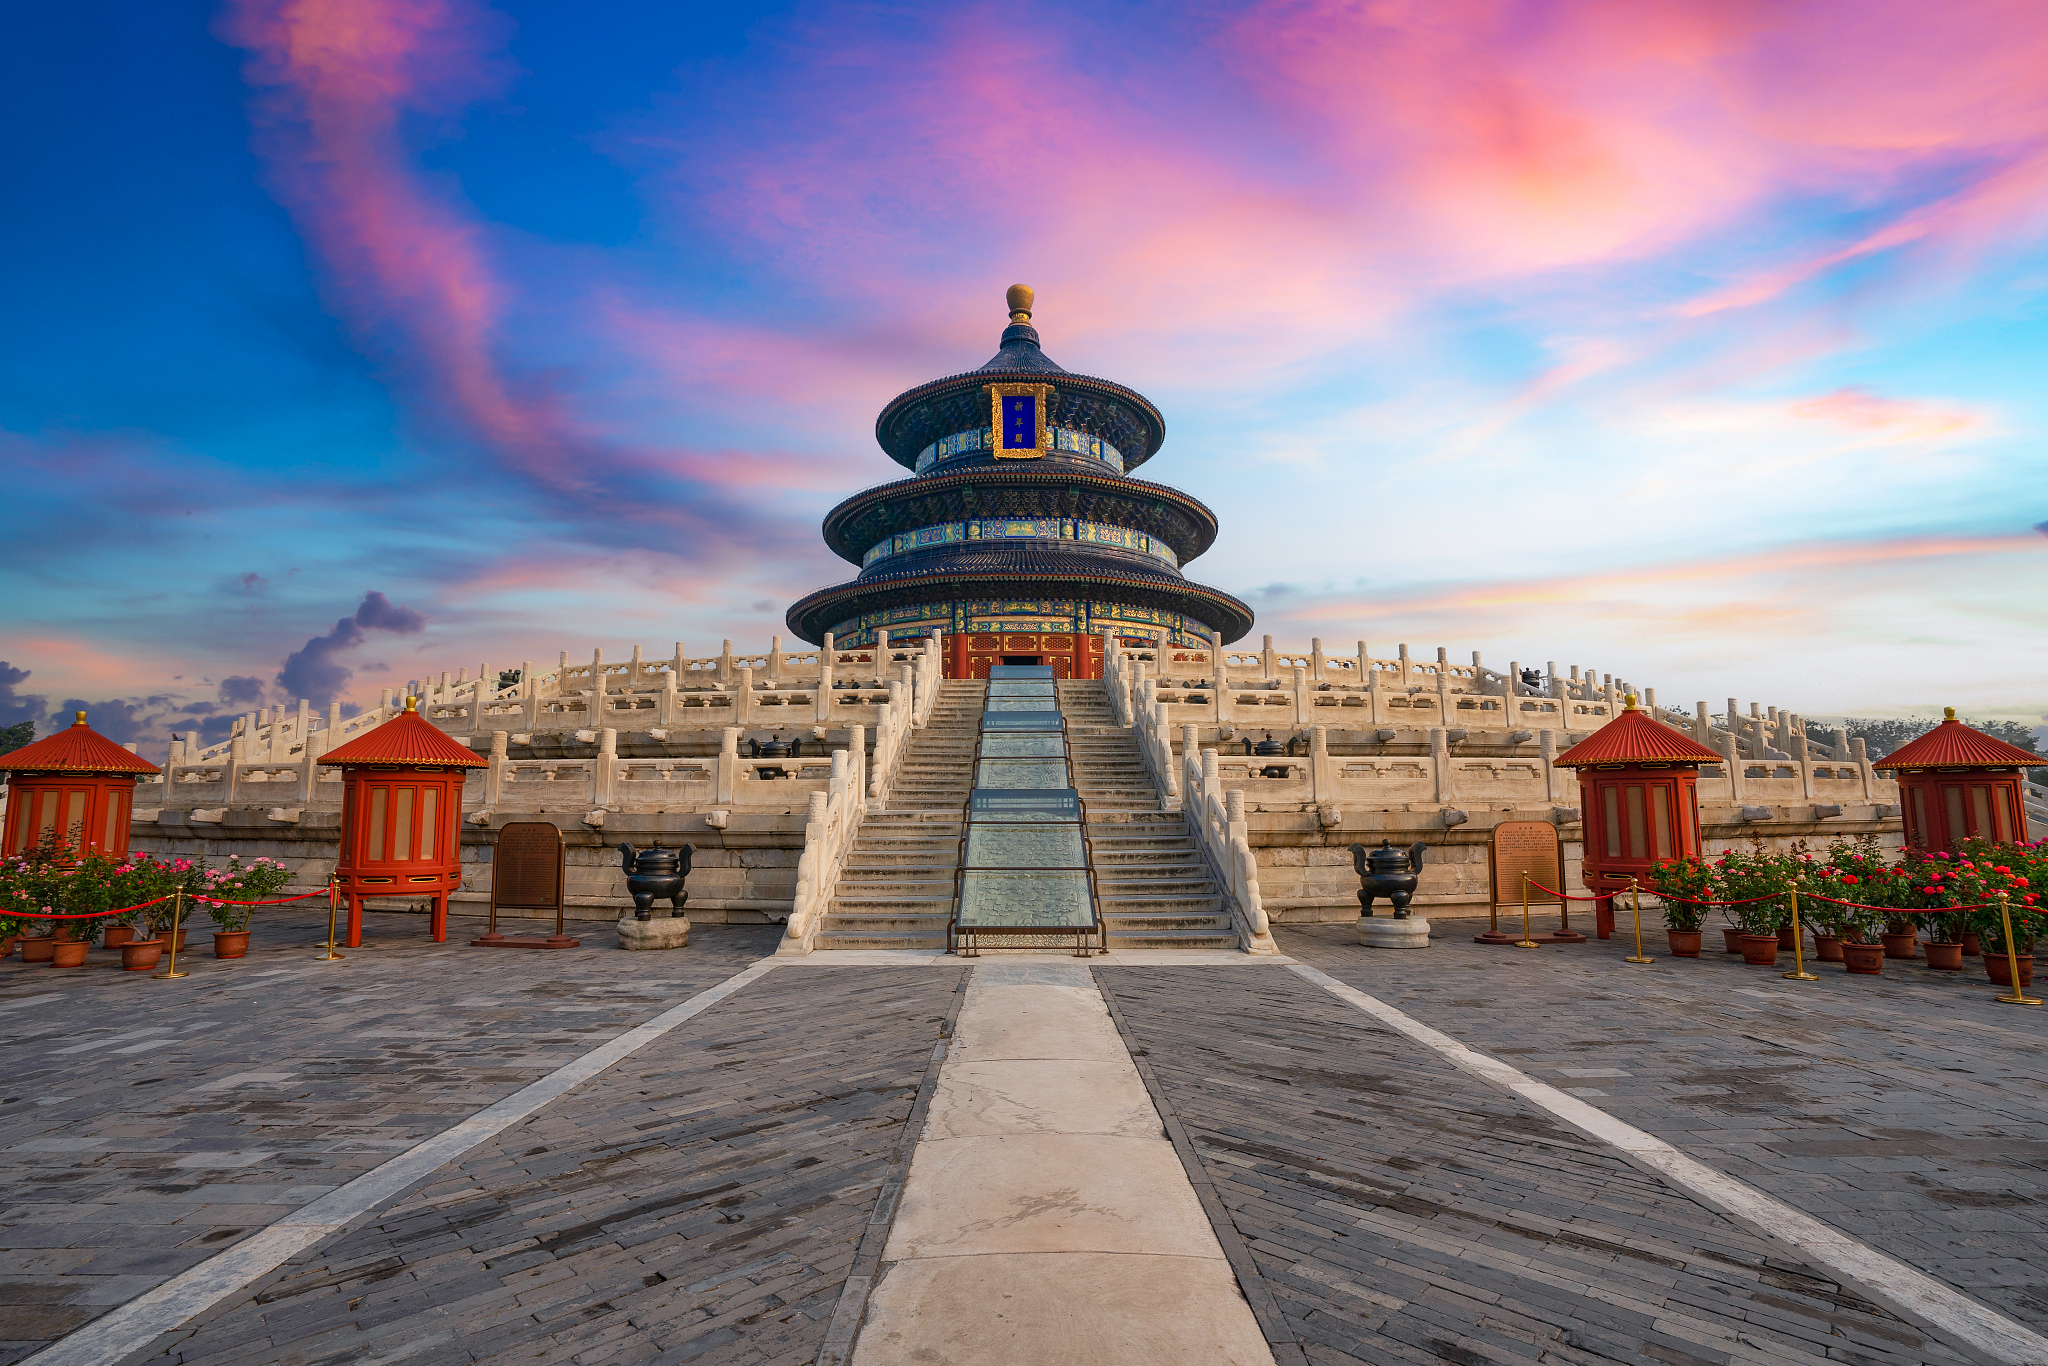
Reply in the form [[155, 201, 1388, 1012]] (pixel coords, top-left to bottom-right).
[[951, 667, 1100, 955]]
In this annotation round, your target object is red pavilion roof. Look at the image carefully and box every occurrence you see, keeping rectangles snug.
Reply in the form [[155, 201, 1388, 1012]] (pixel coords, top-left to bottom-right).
[[1871, 711, 2038, 771], [0, 713, 161, 775], [318, 698, 488, 768], [1554, 698, 1725, 768]]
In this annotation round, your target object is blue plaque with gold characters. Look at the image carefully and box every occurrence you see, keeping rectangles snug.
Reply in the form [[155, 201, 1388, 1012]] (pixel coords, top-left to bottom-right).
[[987, 382, 1050, 458]]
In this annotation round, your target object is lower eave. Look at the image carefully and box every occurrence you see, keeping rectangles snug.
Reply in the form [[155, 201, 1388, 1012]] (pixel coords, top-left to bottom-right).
[[785, 567, 1255, 645]]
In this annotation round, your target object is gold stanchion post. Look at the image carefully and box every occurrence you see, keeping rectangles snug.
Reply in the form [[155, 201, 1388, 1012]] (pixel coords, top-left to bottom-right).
[[157, 889, 189, 980], [1514, 873, 1540, 948], [1995, 891, 2040, 1006], [1624, 878, 1652, 963], [1783, 881, 1817, 981], [317, 875, 346, 963]]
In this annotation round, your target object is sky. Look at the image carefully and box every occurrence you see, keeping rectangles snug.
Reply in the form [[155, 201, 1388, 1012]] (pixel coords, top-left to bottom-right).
[[2, 0, 2045, 757]]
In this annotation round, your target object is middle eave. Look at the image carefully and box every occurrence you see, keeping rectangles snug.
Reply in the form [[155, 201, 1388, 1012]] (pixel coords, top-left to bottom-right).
[[820, 467, 1221, 566]]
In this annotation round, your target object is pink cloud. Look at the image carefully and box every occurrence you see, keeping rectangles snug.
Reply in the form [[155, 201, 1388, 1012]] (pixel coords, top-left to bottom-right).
[[1790, 387, 1980, 440]]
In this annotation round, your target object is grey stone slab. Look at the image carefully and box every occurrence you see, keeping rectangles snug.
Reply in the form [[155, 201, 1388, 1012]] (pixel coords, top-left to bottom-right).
[[1098, 964, 1977, 1366]]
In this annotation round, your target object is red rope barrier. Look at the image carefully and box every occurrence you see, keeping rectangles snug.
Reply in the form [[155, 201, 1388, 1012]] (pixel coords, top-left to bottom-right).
[[1800, 894, 1993, 913], [189, 889, 332, 907], [1526, 881, 1780, 907], [4, 895, 174, 921]]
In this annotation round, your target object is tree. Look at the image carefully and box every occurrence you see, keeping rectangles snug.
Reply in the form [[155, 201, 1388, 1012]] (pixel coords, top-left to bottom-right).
[[0, 720, 31, 756]]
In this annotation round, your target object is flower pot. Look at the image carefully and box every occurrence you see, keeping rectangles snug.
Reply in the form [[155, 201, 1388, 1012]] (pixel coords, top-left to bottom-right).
[[1961, 932, 1982, 957], [1986, 953, 2035, 990], [1740, 934, 1781, 966], [103, 926, 136, 949], [1666, 929, 1702, 957], [212, 931, 251, 959], [1720, 927, 1746, 954], [1, 935, 16, 958], [1881, 931, 1918, 960], [1925, 941, 1964, 971], [50, 940, 90, 968], [1815, 934, 1844, 962], [1842, 942, 1885, 975], [120, 939, 165, 972], [21, 937, 58, 963], [1777, 926, 1797, 950]]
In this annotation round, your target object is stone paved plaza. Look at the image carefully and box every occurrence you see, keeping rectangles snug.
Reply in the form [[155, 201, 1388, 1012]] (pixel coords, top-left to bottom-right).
[[2, 907, 2044, 1365]]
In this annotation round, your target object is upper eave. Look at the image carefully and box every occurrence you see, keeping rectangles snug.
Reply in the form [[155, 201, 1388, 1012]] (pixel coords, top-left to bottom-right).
[[874, 369, 1167, 472]]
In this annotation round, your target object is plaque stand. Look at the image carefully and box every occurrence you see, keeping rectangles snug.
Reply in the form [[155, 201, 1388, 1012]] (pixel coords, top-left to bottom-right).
[[474, 822, 580, 950]]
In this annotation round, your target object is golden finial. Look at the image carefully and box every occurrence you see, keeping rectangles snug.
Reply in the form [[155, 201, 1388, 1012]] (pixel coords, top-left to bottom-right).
[[404, 695, 418, 713], [73, 710, 88, 727], [1944, 706, 1956, 721], [1623, 693, 1638, 710], [1006, 283, 1034, 324]]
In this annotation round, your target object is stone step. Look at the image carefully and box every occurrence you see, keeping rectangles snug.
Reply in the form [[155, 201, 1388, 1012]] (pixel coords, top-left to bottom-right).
[[1098, 910, 1235, 931], [816, 929, 949, 950], [1091, 875, 1215, 895], [1104, 930, 1239, 949]]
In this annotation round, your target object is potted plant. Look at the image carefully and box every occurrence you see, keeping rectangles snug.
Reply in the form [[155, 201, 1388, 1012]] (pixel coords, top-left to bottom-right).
[[1975, 900, 2040, 990], [198, 856, 290, 957], [1924, 909, 1968, 971], [1838, 905, 1886, 974], [1880, 914, 1919, 960], [1646, 857, 1710, 957], [1736, 896, 1783, 965]]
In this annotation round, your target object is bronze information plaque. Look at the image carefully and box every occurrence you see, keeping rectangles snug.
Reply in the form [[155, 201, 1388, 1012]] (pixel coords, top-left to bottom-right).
[[492, 822, 564, 910], [1489, 820, 1562, 908]]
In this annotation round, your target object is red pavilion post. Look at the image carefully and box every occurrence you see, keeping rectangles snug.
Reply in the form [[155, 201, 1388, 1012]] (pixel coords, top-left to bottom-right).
[[1872, 708, 2033, 852], [0, 711, 161, 858], [1554, 695, 1724, 938], [319, 697, 486, 947]]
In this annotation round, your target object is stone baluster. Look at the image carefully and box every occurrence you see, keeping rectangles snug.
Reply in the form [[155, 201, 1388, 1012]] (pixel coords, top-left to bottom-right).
[[719, 639, 734, 685], [588, 649, 605, 721], [1431, 726, 1452, 804], [874, 629, 890, 684], [671, 641, 687, 689], [1260, 634, 1276, 680], [1831, 726, 1850, 762], [1722, 731, 1745, 801], [769, 635, 785, 678], [1793, 732, 1815, 798], [1292, 665, 1309, 725], [1694, 701, 1712, 745], [1541, 728, 1561, 801], [1546, 661, 1559, 699], [1852, 735, 1875, 799], [1309, 637, 1325, 682], [630, 644, 645, 686], [735, 666, 754, 726], [660, 661, 678, 725], [1397, 643, 1411, 687]]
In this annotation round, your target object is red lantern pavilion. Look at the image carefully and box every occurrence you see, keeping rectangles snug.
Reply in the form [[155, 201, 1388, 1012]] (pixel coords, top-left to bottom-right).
[[1871, 709, 2034, 851], [0, 712, 161, 858], [319, 697, 487, 946], [1554, 696, 1724, 907]]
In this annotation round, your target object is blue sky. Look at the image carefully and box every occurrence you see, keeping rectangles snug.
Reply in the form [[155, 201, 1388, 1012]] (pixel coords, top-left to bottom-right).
[[3, 0, 2044, 754]]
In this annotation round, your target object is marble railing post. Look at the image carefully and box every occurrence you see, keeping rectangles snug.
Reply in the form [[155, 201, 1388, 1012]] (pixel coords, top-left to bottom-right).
[[719, 640, 734, 685], [1852, 736, 1875, 799], [769, 635, 785, 678], [1431, 727, 1452, 805], [816, 632, 836, 723], [483, 730, 508, 807], [1260, 634, 1276, 680], [1292, 666, 1309, 726], [717, 727, 740, 803], [1309, 637, 1325, 682], [1695, 701, 1712, 745], [874, 629, 890, 684], [735, 666, 754, 726], [593, 728, 618, 807], [1721, 732, 1745, 801], [1540, 729, 1561, 801], [659, 667, 677, 724], [1310, 724, 1329, 805]]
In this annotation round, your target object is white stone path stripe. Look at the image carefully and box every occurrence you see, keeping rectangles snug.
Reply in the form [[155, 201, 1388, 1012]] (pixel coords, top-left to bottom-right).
[[24, 958, 784, 1366], [1288, 963, 2048, 1366], [852, 959, 1274, 1365]]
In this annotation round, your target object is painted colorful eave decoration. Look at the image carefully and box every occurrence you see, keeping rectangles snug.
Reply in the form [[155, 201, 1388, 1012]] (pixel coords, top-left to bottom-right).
[[0, 716, 161, 775], [1871, 715, 2039, 771], [1553, 708, 1725, 768]]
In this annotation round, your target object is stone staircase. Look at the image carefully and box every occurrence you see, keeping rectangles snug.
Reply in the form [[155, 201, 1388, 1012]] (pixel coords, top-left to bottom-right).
[[813, 676, 1239, 951], [1060, 682, 1238, 950], [815, 680, 984, 950]]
